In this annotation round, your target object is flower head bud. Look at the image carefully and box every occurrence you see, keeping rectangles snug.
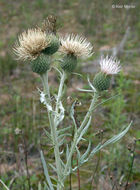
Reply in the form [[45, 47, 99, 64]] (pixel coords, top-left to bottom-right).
[[93, 72, 111, 91], [31, 54, 51, 74], [42, 34, 60, 55], [60, 34, 93, 72], [60, 54, 77, 73], [93, 56, 121, 91], [60, 34, 93, 58]]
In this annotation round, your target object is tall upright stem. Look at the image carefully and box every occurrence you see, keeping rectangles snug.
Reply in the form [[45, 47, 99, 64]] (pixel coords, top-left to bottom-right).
[[41, 70, 66, 190], [41, 71, 51, 101]]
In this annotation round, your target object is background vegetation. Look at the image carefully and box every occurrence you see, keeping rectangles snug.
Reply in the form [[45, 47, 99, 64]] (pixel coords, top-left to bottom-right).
[[0, 0, 140, 189]]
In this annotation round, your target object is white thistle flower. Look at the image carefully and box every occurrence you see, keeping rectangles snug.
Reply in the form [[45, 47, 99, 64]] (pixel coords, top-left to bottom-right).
[[60, 34, 93, 58], [13, 28, 50, 61], [100, 56, 121, 75]]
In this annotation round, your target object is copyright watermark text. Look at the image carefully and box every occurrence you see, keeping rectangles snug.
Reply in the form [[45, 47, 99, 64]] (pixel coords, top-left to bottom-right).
[[112, 4, 136, 9]]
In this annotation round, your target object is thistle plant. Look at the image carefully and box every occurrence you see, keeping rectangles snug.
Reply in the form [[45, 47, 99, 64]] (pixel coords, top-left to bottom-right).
[[12, 18, 132, 190]]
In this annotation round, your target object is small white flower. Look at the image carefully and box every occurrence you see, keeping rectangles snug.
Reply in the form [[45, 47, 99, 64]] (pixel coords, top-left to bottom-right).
[[60, 34, 93, 58], [100, 56, 121, 75]]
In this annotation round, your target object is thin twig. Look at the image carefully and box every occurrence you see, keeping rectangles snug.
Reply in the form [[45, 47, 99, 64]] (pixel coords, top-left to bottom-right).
[[69, 127, 73, 190], [22, 137, 31, 190], [77, 159, 81, 190], [124, 140, 137, 190], [112, 182, 116, 190], [69, 171, 72, 190], [90, 130, 103, 189], [112, 180, 119, 190], [69, 131, 74, 190], [73, 100, 81, 190]]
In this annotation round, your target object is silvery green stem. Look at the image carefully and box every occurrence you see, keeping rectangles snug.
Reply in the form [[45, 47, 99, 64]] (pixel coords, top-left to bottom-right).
[[54, 71, 66, 190], [41, 71, 51, 102], [0, 180, 9, 190], [63, 92, 99, 177], [41, 71, 66, 190], [54, 71, 66, 123], [79, 92, 99, 133], [51, 116, 63, 190]]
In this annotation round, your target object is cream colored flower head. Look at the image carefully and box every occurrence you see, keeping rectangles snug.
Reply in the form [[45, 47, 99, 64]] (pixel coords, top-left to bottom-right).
[[100, 56, 121, 75], [13, 28, 50, 61], [59, 34, 93, 58]]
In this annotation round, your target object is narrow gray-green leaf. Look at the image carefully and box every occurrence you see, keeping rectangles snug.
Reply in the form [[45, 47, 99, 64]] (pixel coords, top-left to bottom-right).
[[90, 122, 132, 158], [49, 163, 57, 172], [58, 126, 72, 135], [44, 129, 52, 141], [40, 151, 54, 190], [77, 116, 91, 144], [38, 182, 42, 190], [81, 141, 91, 162], [0, 180, 9, 190]]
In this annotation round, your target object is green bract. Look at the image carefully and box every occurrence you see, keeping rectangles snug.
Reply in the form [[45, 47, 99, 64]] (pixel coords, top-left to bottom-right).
[[42, 34, 60, 55], [31, 54, 51, 74], [93, 72, 111, 91], [60, 54, 77, 73]]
